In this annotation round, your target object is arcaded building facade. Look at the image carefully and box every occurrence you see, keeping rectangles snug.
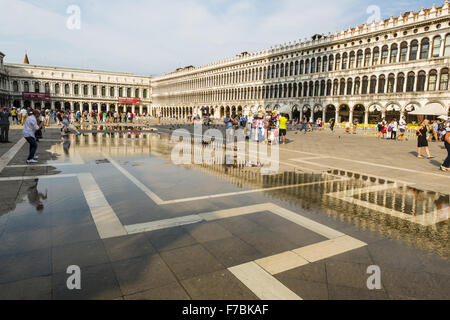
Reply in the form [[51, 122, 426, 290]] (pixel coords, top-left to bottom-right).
[[0, 54, 152, 115], [152, 2, 450, 124]]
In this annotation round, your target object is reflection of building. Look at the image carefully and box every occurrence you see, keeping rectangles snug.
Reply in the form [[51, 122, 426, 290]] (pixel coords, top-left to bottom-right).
[[152, 2, 450, 123], [0, 53, 153, 115]]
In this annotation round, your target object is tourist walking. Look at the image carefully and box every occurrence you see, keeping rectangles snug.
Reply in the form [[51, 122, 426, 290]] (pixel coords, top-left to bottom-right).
[[398, 116, 407, 141], [440, 122, 450, 172], [428, 120, 439, 142], [0, 106, 11, 143], [391, 118, 398, 141], [330, 118, 335, 132], [11, 107, 19, 125], [416, 120, 434, 159], [279, 114, 288, 144], [23, 109, 43, 164]]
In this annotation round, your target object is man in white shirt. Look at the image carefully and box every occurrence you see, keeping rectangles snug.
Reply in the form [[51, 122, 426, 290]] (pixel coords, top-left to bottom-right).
[[398, 115, 407, 141], [23, 110, 43, 163]]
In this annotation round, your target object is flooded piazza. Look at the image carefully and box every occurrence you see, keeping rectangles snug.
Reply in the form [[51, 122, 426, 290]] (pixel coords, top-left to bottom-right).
[[0, 127, 448, 300]]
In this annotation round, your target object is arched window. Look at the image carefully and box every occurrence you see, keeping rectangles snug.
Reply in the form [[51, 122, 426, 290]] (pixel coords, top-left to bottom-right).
[[364, 49, 371, 67], [440, 68, 449, 90], [92, 86, 97, 96], [406, 72, 415, 92], [390, 44, 398, 63], [83, 85, 89, 96], [400, 42, 408, 62], [339, 79, 345, 96], [289, 62, 294, 76], [295, 61, 299, 75], [356, 50, 363, 68], [276, 64, 280, 78], [326, 80, 332, 96], [432, 36, 442, 57], [101, 86, 106, 97], [13, 81, 18, 92], [311, 58, 315, 74], [55, 83, 60, 94], [34, 82, 40, 93], [316, 58, 321, 73], [342, 53, 348, 70], [354, 77, 361, 95], [314, 81, 319, 96], [322, 56, 327, 72], [417, 71, 426, 92], [362, 76, 369, 94], [300, 61, 304, 74], [298, 83, 302, 97], [309, 81, 314, 96], [381, 46, 389, 64], [369, 76, 377, 94], [110, 87, 115, 97], [346, 78, 353, 95], [420, 38, 430, 59], [372, 47, 380, 65], [335, 54, 341, 71], [445, 34, 450, 57], [127, 88, 131, 97], [387, 74, 395, 93], [396, 73, 405, 92], [409, 40, 419, 61], [428, 70, 437, 91], [303, 82, 308, 97], [74, 84, 79, 95], [280, 64, 284, 77], [333, 80, 339, 96], [45, 83, 50, 93], [349, 52, 355, 69], [293, 83, 297, 97], [328, 55, 334, 71], [119, 87, 123, 97], [305, 59, 310, 74], [320, 80, 326, 96], [135, 88, 140, 98], [378, 75, 386, 93]]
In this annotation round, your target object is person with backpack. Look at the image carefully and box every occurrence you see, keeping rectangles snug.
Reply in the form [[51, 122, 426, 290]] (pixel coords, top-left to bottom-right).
[[440, 121, 450, 172]]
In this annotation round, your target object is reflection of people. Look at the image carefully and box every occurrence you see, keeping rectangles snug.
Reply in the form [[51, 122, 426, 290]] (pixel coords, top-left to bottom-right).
[[27, 179, 47, 212]]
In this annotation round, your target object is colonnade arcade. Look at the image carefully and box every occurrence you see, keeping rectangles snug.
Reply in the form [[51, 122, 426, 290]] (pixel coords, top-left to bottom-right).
[[156, 100, 449, 124], [11, 99, 151, 115]]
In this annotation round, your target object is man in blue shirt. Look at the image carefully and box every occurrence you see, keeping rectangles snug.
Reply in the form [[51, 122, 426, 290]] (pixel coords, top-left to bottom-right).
[[224, 113, 235, 144]]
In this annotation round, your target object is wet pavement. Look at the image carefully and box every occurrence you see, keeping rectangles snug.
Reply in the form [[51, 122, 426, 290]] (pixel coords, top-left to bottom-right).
[[0, 128, 448, 300]]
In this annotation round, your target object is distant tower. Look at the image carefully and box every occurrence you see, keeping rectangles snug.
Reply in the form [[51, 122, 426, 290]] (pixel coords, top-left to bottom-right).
[[23, 52, 30, 64]]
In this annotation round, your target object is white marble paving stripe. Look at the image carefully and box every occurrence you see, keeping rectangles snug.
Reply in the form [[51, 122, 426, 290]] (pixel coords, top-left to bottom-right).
[[292, 235, 367, 263], [7, 162, 84, 168], [228, 262, 302, 300], [77, 173, 127, 239], [125, 215, 203, 234], [283, 147, 448, 180], [267, 203, 345, 239], [199, 203, 271, 221], [161, 179, 346, 205], [0, 138, 26, 173], [289, 158, 413, 186], [104, 156, 165, 205], [0, 173, 77, 181], [255, 251, 309, 276]]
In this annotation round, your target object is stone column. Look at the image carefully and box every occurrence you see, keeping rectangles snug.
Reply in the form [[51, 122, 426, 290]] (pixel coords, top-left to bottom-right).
[[349, 108, 354, 124], [88, 103, 92, 113], [335, 108, 339, 123], [364, 110, 369, 125]]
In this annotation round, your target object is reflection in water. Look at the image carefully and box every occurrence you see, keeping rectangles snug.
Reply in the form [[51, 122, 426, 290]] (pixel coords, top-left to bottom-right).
[[46, 132, 450, 258], [27, 179, 47, 212]]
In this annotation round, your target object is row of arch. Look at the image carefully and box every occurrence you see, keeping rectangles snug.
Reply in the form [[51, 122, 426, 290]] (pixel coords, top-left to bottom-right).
[[156, 34, 450, 93], [10, 81, 149, 99], [158, 68, 449, 104]]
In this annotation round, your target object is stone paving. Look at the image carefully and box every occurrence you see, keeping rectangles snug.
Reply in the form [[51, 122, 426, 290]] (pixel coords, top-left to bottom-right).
[[0, 125, 448, 300]]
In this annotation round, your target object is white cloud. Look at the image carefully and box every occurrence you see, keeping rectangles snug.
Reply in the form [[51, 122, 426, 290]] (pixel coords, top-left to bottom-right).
[[0, 0, 390, 75]]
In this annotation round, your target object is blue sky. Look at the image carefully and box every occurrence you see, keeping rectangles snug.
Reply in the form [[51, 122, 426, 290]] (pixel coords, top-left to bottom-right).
[[0, 0, 441, 76]]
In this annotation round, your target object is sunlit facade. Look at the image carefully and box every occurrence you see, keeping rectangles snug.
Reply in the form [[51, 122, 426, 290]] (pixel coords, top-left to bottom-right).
[[152, 1, 450, 123], [0, 55, 152, 115]]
